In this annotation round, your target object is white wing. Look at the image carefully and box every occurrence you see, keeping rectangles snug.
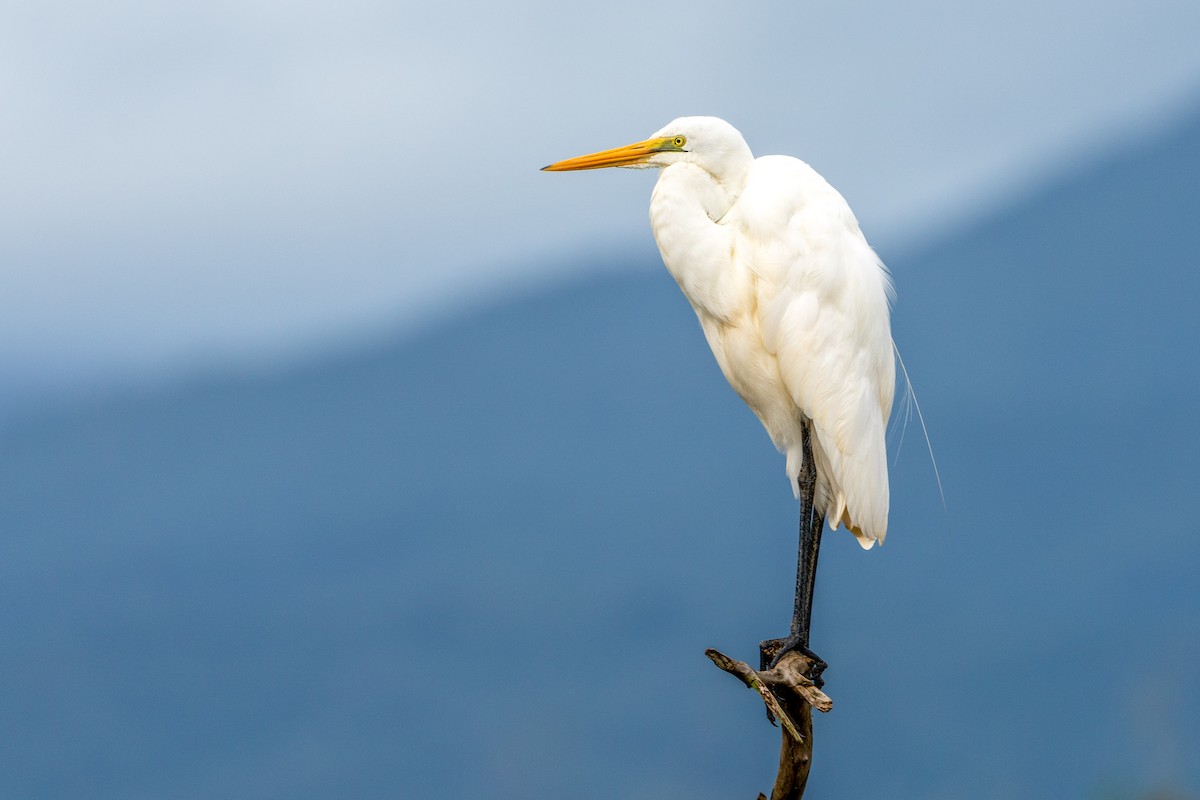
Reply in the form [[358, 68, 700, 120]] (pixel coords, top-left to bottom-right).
[[735, 156, 896, 547]]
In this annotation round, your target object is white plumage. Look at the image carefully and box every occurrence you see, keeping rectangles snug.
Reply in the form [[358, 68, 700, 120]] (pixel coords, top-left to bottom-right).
[[545, 116, 895, 549]]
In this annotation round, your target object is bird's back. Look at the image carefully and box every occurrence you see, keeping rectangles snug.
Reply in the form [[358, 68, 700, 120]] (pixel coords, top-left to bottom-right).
[[729, 156, 896, 547]]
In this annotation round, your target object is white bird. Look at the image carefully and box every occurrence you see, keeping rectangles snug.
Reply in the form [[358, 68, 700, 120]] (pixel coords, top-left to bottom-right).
[[543, 117, 895, 676]]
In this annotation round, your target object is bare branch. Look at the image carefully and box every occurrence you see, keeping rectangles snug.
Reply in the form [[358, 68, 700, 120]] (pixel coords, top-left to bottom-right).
[[706, 648, 832, 800]]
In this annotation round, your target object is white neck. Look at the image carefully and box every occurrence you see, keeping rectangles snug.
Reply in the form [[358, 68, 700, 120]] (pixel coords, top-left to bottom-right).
[[649, 162, 748, 323]]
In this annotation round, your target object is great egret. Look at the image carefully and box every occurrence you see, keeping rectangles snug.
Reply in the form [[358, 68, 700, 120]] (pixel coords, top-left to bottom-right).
[[543, 117, 895, 678]]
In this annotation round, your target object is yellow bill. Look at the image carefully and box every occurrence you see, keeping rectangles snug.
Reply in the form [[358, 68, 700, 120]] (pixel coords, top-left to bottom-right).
[[542, 136, 682, 171]]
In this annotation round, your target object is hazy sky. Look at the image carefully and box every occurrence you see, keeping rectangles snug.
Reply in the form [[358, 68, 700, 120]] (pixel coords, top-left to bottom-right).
[[2, 0, 1198, 396]]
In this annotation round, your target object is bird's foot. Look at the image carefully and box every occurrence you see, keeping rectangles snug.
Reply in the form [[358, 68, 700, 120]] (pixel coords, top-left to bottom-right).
[[759, 634, 827, 688]]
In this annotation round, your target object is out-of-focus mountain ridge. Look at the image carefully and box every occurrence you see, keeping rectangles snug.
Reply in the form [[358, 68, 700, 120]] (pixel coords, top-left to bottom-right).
[[1, 105, 1198, 799]]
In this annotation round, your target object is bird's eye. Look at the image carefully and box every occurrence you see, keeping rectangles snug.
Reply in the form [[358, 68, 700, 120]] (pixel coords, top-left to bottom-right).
[[672, 136, 686, 148]]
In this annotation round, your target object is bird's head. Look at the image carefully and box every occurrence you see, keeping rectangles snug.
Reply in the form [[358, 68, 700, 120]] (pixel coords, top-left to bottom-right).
[[542, 116, 752, 184]]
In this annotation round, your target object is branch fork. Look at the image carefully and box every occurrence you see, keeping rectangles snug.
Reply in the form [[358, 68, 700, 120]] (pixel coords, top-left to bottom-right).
[[706, 648, 833, 800]]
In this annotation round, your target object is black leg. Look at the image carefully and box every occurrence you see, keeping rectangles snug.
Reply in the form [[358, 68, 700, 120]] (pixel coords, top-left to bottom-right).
[[791, 422, 823, 650], [760, 422, 828, 685]]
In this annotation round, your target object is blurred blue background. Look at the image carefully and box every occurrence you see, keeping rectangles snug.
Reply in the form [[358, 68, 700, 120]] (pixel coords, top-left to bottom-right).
[[2, 1, 1199, 798]]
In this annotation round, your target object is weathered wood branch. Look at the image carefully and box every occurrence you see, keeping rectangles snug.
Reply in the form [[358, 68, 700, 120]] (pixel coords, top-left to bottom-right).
[[706, 647, 832, 800]]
